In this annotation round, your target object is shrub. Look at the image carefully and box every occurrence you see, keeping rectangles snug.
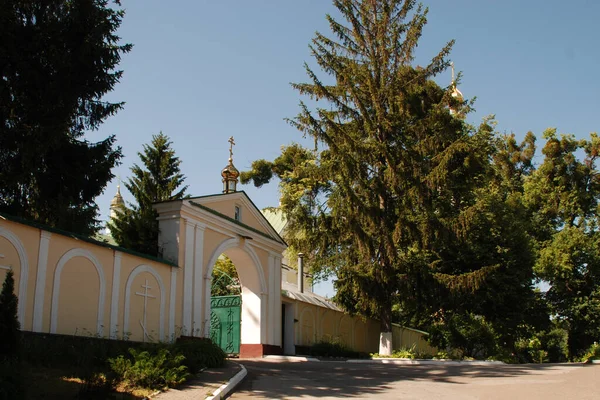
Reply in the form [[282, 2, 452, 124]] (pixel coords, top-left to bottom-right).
[[20, 331, 164, 372], [433, 349, 465, 360], [294, 345, 310, 355], [309, 339, 359, 358], [391, 348, 416, 359], [428, 312, 498, 359], [541, 328, 569, 362], [580, 342, 600, 363], [109, 348, 189, 390], [512, 328, 569, 364], [372, 346, 434, 360], [527, 337, 548, 364], [20, 333, 226, 393], [513, 337, 533, 363], [173, 338, 226, 373]]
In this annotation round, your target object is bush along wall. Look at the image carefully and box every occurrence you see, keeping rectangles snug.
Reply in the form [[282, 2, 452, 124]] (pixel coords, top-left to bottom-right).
[[20, 332, 226, 372], [19, 331, 227, 394]]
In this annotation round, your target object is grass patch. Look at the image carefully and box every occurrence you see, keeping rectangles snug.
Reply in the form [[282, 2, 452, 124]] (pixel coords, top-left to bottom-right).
[[23, 366, 146, 399]]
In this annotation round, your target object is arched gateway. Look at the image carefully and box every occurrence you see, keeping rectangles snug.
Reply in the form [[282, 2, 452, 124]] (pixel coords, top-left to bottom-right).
[[153, 191, 286, 357]]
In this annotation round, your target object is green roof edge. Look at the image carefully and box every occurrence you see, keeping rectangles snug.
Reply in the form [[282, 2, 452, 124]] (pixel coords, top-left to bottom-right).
[[0, 212, 178, 268], [391, 323, 430, 336], [153, 191, 231, 206]]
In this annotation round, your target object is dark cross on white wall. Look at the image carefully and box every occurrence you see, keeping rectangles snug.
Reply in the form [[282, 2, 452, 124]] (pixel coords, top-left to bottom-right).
[[135, 279, 156, 342]]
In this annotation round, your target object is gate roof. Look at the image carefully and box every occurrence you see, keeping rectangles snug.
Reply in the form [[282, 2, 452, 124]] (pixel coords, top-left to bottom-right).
[[154, 191, 287, 249]]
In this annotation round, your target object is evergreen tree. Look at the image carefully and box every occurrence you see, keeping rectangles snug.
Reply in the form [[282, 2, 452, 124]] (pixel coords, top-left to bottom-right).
[[0, 0, 131, 236], [109, 132, 188, 256], [0, 270, 20, 359], [243, 0, 503, 354], [412, 131, 539, 354]]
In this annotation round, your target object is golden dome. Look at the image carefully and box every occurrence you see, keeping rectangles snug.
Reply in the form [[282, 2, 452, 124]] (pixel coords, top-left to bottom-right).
[[110, 184, 124, 207], [222, 136, 239, 193], [221, 158, 240, 180], [451, 86, 463, 101]]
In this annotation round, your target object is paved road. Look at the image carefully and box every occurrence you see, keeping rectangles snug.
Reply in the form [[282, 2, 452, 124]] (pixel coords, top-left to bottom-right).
[[229, 360, 599, 399]]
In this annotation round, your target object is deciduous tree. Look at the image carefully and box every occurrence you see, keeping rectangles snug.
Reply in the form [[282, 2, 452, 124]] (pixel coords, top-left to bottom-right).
[[413, 131, 539, 354], [525, 129, 600, 357]]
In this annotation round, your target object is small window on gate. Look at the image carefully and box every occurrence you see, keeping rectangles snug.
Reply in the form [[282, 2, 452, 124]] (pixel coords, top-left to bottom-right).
[[234, 205, 241, 221]]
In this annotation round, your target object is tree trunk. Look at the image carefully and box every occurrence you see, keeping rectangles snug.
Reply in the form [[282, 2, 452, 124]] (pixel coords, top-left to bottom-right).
[[378, 304, 393, 355]]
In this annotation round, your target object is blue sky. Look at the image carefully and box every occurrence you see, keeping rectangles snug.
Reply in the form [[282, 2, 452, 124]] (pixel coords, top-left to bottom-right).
[[92, 1, 600, 296]]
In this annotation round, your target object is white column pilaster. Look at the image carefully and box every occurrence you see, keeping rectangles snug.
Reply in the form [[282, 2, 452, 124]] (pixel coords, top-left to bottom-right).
[[274, 256, 283, 346], [32, 230, 51, 332], [261, 292, 268, 343], [203, 269, 212, 338], [268, 253, 275, 343], [182, 219, 195, 335], [316, 306, 321, 341], [169, 266, 177, 341], [295, 301, 300, 347], [109, 251, 122, 338], [192, 223, 205, 336]]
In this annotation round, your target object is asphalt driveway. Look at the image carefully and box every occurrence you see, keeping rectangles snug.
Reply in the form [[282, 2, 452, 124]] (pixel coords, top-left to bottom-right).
[[229, 359, 599, 399]]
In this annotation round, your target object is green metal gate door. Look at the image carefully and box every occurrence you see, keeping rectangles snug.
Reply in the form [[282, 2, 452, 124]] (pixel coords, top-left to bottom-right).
[[210, 295, 241, 354]]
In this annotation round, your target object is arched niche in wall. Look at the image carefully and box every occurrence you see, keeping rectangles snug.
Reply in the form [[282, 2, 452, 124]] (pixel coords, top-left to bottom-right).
[[123, 264, 166, 342], [0, 226, 29, 326], [50, 248, 106, 336]]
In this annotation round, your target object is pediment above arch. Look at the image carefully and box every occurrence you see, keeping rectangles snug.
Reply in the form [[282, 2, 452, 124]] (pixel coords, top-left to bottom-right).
[[154, 191, 286, 252]]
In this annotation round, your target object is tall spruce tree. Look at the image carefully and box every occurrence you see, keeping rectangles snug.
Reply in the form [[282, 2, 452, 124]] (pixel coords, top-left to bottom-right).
[[0, 0, 131, 235], [109, 132, 188, 257], [412, 130, 539, 356], [0, 270, 20, 359], [243, 0, 504, 354]]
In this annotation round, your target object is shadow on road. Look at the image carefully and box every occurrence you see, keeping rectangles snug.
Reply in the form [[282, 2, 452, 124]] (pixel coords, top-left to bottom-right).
[[230, 360, 590, 399]]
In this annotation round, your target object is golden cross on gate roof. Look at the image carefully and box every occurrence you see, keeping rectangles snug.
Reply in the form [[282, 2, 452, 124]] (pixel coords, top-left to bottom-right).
[[228, 136, 235, 160]]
